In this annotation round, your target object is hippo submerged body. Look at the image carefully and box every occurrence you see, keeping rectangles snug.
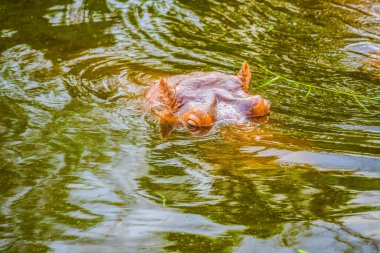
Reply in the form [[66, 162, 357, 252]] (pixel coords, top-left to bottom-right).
[[145, 61, 270, 137]]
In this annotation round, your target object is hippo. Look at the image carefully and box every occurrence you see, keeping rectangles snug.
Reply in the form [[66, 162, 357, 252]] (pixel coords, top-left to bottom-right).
[[145, 61, 270, 137]]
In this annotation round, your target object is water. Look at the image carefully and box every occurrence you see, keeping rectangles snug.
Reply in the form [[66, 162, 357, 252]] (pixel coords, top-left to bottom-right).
[[0, 0, 379, 252]]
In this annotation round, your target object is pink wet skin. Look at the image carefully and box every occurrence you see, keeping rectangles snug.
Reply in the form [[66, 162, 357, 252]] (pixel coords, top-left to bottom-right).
[[145, 61, 271, 138]]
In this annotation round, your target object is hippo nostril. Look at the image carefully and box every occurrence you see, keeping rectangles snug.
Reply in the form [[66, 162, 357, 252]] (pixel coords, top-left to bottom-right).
[[264, 99, 271, 109], [248, 96, 271, 117]]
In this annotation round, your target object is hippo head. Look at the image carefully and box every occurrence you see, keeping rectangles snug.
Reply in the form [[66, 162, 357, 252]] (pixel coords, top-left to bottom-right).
[[145, 61, 270, 137]]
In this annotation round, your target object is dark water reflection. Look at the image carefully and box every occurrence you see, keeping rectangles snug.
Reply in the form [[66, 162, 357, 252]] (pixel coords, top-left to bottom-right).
[[0, 0, 379, 252]]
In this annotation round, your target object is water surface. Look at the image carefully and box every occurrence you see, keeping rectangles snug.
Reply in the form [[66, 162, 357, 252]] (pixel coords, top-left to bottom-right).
[[1, 0, 380, 252]]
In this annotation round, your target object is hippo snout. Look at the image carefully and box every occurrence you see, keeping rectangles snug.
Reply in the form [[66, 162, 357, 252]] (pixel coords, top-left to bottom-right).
[[250, 96, 270, 117]]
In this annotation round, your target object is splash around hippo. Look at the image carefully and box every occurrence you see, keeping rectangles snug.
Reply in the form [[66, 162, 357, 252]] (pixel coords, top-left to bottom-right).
[[145, 61, 271, 138]]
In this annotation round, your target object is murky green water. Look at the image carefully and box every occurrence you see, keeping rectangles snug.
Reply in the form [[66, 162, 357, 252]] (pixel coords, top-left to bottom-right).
[[1, 0, 380, 252]]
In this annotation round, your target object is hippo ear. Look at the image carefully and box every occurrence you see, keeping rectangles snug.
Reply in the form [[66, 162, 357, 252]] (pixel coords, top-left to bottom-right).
[[158, 77, 175, 107], [237, 61, 251, 92]]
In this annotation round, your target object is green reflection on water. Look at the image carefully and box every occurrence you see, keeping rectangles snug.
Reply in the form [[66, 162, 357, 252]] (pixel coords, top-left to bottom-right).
[[0, 0, 379, 252]]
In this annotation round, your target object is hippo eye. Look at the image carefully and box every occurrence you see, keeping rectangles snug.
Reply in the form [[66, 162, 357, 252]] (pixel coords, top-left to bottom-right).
[[186, 119, 197, 126], [182, 108, 216, 128]]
